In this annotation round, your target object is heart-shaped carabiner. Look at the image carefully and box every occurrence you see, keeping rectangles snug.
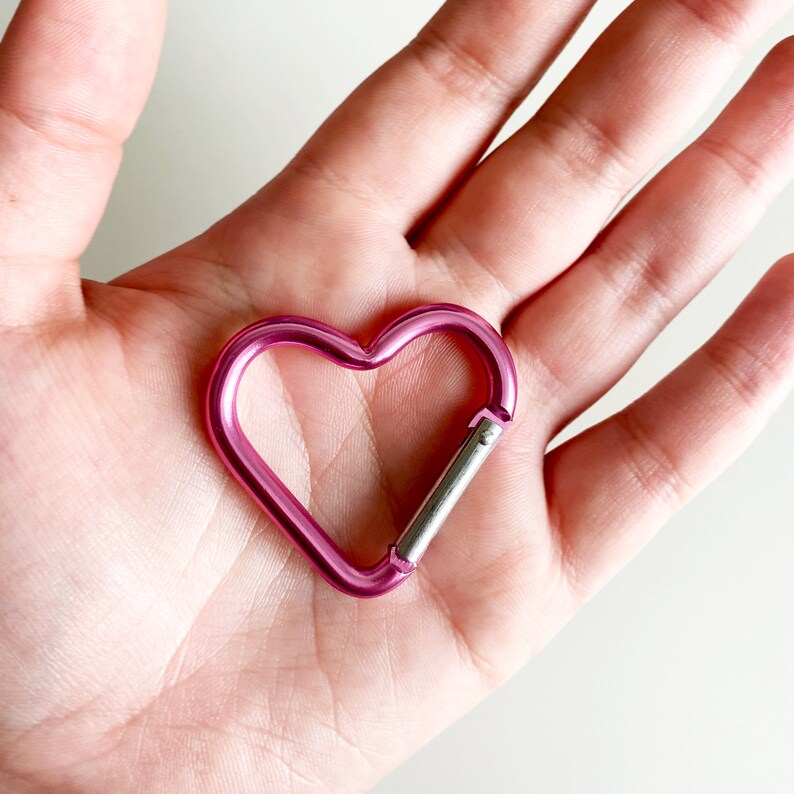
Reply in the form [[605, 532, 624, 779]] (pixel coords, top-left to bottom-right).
[[205, 304, 517, 598]]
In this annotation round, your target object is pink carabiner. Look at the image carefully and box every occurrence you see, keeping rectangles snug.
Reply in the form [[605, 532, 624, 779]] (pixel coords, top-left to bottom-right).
[[205, 303, 517, 598]]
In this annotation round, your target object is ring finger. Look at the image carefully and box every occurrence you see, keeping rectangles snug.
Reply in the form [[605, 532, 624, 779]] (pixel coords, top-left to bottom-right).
[[509, 35, 794, 434]]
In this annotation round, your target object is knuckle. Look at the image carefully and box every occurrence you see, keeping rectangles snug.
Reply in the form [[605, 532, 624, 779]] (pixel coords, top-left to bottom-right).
[[696, 134, 770, 201], [410, 25, 517, 107], [701, 335, 778, 417], [0, 100, 119, 155], [669, 0, 753, 52], [615, 408, 692, 509], [532, 100, 638, 195], [590, 238, 684, 327]]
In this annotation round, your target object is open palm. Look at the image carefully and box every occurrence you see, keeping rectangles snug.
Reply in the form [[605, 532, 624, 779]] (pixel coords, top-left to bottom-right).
[[2, 1, 794, 791]]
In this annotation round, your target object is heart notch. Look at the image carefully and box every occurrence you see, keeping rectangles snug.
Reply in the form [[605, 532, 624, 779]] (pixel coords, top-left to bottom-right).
[[206, 304, 517, 598]]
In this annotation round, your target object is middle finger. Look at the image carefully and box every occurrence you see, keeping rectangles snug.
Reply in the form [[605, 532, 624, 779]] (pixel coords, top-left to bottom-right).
[[418, 0, 792, 304]]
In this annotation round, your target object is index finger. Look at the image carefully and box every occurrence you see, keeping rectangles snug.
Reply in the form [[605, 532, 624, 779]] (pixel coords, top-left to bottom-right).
[[284, 0, 597, 232]]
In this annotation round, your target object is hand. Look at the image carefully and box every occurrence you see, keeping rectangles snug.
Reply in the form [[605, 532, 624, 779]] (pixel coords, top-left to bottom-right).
[[1, 1, 793, 791]]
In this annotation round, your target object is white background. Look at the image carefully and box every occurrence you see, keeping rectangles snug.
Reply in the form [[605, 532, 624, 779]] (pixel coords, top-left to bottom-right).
[[2, 1, 792, 791]]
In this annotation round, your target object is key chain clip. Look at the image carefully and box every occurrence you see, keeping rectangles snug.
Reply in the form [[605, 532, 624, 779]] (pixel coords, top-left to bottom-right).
[[206, 303, 517, 597]]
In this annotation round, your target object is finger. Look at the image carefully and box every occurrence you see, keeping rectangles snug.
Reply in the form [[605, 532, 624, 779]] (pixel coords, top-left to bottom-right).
[[419, 0, 792, 302], [281, 0, 597, 231], [544, 254, 794, 596], [0, 0, 167, 327], [509, 35, 794, 434]]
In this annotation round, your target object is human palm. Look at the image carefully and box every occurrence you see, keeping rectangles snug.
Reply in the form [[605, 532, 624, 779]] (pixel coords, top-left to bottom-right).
[[2, 1, 794, 792]]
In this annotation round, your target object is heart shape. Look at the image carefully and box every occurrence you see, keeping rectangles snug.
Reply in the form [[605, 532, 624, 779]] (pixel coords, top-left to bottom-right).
[[205, 303, 517, 598]]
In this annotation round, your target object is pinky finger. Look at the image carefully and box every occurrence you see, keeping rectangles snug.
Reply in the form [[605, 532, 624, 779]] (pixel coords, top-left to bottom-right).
[[545, 255, 794, 595]]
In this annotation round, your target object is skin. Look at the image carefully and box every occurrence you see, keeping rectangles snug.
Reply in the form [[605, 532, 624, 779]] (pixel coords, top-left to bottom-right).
[[0, 0, 793, 791]]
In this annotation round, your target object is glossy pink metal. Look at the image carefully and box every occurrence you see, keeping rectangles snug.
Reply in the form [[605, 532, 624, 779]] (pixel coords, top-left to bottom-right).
[[205, 303, 517, 598]]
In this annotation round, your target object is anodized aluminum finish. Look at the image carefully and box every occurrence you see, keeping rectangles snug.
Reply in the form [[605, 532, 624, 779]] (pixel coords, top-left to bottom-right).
[[205, 303, 517, 598]]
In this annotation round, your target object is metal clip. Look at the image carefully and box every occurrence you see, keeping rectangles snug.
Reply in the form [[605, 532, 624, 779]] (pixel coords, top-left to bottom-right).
[[206, 303, 517, 597], [395, 417, 504, 564]]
